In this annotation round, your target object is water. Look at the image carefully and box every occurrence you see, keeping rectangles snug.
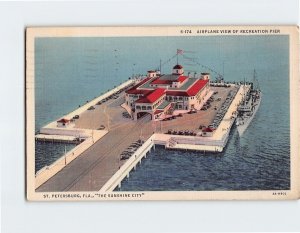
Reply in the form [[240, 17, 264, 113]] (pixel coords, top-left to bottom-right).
[[35, 141, 76, 173], [35, 35, 290, 190]]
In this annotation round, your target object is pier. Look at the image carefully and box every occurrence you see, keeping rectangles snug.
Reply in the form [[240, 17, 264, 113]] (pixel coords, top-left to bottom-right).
[[35, 80, 249, 192], [36, 134, 79, 143]]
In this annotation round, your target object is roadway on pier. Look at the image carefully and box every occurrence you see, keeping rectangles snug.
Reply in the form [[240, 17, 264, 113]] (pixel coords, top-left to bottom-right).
[[37, 114, 153, 192]]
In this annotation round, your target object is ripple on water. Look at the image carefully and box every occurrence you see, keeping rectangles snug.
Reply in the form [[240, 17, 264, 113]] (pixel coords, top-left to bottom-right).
[[35, 141, 76, 173]]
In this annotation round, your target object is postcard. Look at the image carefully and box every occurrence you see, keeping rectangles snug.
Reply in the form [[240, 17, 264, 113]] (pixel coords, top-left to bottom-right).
[[26, 26, 300, 201]]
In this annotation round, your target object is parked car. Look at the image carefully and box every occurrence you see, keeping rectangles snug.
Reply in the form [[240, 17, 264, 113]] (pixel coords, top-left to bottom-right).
[[73, 115, 80, 119], [98, 125, 105, 130]]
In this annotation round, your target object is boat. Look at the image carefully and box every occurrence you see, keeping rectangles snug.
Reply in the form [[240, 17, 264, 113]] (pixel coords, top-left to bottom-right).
[[236, 70, 262, 136]]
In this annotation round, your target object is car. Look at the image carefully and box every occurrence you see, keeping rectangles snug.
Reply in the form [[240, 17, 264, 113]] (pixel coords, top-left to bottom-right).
[[98, 125, 105, 130], [121, 154, 130, 160], [199, 125, 205, 129], [73, 115, 80, 119], [178, 130, 184, 135]]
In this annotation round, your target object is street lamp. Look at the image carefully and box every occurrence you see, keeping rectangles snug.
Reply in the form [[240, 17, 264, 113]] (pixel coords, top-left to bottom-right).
[[132, 63, 136, 79]]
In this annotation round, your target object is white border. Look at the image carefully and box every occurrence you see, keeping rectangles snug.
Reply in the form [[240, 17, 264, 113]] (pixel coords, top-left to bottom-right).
[[1, 1, 300, 233]]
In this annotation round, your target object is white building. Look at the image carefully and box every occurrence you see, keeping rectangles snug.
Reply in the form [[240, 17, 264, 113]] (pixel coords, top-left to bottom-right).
[[125, 64, 210, 120]]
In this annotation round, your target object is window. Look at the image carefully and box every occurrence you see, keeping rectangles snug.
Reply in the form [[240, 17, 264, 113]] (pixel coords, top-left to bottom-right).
[[142, 106, 146, 110], [147, 106, 151, 110], [136, 105, 141, 110]]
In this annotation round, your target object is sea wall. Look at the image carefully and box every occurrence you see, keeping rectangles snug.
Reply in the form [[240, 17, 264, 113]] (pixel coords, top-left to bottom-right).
[[40, 128, 90, 138]]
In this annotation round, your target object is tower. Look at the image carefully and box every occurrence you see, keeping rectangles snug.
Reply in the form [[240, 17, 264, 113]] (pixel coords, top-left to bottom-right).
[[172, 64, 184, 75], [201, 72, 210, 80], [147, 70, 157, 78]]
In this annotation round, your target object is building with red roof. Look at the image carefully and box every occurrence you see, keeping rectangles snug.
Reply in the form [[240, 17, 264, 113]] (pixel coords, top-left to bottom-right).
[[125, 64, 210, 121], [57, 118, 72, 127], [135, 88, 166, 104]]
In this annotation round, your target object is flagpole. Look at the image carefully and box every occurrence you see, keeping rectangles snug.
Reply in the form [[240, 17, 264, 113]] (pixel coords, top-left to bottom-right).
[[160, 59, 162, 74]]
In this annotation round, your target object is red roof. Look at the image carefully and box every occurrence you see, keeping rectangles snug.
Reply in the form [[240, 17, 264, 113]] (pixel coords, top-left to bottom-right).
[[177, 76, 188, 83], [136, 88, 166, 103], [154, 110, 163, 115], [203, 127, 214, 132], [151, 75, 187, 85], [126, 77, 152, 94], [166, 79, 208, 97], [151, 78, 173, 85], [173, 64, 183, 69], [186, 79, 208, 96], [166, 91, 189, 97], [57, 118, 70, 123]]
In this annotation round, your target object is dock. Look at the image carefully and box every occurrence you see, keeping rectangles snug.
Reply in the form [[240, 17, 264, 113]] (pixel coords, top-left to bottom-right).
[[35, 134, 78, 143], [35, 81, 249, 192]]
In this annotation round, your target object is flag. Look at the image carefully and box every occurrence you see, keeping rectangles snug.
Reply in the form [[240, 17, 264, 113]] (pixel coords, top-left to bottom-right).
[[177, 49, 184, 55]]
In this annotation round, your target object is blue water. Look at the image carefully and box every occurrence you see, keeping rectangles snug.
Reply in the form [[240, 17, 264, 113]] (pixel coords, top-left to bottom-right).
[[35, 35, 290, 190], [35, 141, 76, 173]]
